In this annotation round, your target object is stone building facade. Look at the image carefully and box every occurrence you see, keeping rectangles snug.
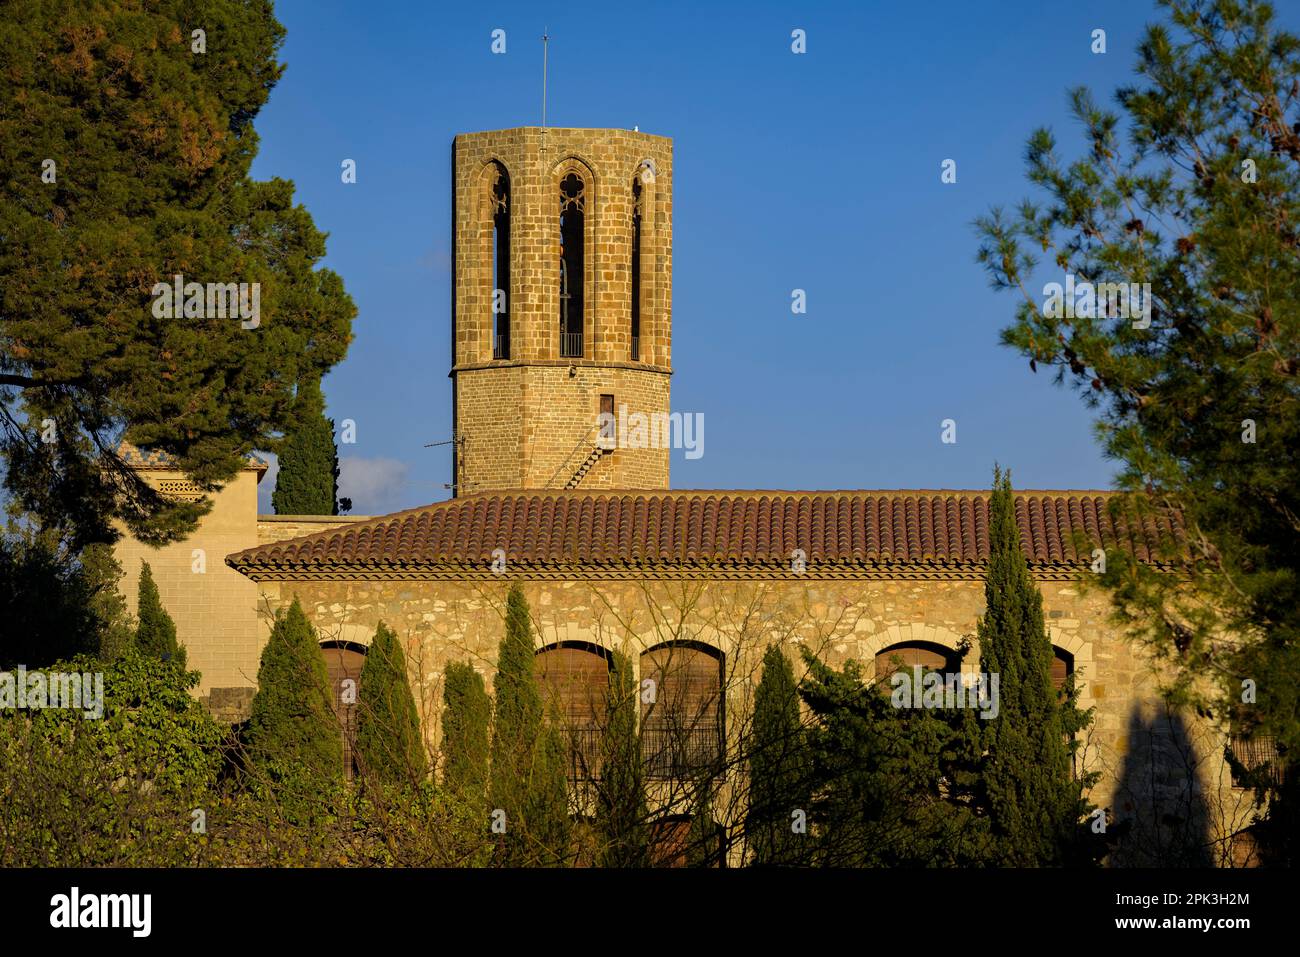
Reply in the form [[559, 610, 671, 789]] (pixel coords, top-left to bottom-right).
[[222, 490, 1258, 865], [113, 126, 1261, 865]]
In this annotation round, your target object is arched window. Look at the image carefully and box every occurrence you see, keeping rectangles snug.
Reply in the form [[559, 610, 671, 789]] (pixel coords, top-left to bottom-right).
[[559, 172, 585, 358], [640, 642, 724, 780], [321, 641, 367, 781], [873, 641, 961, 683], [536, 642, 610, 783], [488, 162, 511, 359], [630, 176, 643, 361]]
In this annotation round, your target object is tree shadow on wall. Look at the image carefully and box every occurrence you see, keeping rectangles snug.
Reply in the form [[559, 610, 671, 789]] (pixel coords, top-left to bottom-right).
[[1109, 702, 1214, 867]]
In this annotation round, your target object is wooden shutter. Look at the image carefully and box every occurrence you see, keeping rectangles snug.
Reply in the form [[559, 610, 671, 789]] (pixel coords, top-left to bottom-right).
[[536, 645, 609, 782], [535, 645, 609, 727], [1051, 648, 1072, 693]]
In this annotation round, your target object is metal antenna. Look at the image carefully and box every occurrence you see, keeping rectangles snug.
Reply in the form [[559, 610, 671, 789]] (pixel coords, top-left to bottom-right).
[[541, 27, 549, 128]]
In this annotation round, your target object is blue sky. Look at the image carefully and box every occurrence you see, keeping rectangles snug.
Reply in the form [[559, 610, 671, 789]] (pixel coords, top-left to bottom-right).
[[247, 0, 1269, 514]]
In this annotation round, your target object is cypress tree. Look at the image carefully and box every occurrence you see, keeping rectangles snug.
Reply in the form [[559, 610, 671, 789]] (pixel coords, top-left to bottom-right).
[[596, 651, 648, 867], [355, 622, 427, 787], [245, 599, 343, 813], [533, 714, 572, 864], [441, 661, 491, 806], [976, 467, 1084, 865], [81, 543, 134, 661], [746, 643, 809, 865], [135, 561, 186, 669], [488, 583, 570, 866], [272, 377, 340, 515]]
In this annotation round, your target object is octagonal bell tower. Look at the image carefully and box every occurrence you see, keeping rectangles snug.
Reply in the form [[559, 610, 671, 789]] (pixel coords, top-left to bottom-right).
[[451, 127, 672, 494]]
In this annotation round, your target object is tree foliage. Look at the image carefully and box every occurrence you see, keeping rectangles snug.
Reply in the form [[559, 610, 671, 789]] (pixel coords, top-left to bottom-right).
[[596, 651, 648, 867], [974, 0, 1300, 831], [80, 542, 135, 661], [488, 583, 570, 866], [355, 621, 427, 787], [441, 660, 491, 808], [135, 560, 186, 669], [972, 468, 1093, 865], [243, 598, 342, 816], [0, 531, 108, 666], [0, 0, 354, 549], [798, 650, 991, 866], [745, 644, 810, 865], [0, 650, 223, 866], [271, 377, 340, 515]]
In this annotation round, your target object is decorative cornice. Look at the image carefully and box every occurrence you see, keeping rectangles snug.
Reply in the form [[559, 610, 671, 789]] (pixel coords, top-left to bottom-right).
[[451, 358, 672, 376]]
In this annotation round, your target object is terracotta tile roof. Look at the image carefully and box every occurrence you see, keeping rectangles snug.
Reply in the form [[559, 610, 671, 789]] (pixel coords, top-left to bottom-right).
[[226, 489, 1182, 577], [117, 441, 267, 472]]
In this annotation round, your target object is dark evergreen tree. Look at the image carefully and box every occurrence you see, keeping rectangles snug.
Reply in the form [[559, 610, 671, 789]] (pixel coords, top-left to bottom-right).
[[596, 651, 648, 867], [798, 650, 990, 866], [272, 377, 340, 515], [0, 530, 108, 667], [441, 661, 491, 806], [244, 599, 342, 815], [355, 622, 427, 787], [745, 644, 810, 865], [135, 561, 186, 669], [0, 0, 354, 549], [974, 468, 1090, 865], [488, 584, 570, 865], [80, 543, 134, 661]]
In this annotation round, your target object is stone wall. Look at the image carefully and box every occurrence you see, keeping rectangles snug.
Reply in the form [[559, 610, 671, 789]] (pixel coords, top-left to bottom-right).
[[251, 569, 1257, 864], [455, 362, 671, 492]]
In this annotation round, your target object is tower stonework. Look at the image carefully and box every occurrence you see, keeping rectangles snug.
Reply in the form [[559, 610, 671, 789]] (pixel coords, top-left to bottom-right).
[[452, 128, 672, 494]]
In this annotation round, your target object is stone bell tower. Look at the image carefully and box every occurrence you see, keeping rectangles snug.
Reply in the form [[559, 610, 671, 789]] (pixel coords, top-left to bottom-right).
[[450, 127, 672, 494]]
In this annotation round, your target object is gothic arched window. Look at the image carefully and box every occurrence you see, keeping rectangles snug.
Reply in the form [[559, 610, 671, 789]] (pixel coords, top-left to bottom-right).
[[559, 172, 585, 358], [488, 163, 510, 359], [630, 176, 643, 361]]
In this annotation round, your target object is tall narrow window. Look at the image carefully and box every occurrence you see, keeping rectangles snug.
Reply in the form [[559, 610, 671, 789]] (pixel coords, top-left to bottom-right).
[[559, 172, 585, 358], [321, 642, 366, 781], [630, 178, 642, 361], [598, 394, 616, 450], [490, 164, 510, 359]]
